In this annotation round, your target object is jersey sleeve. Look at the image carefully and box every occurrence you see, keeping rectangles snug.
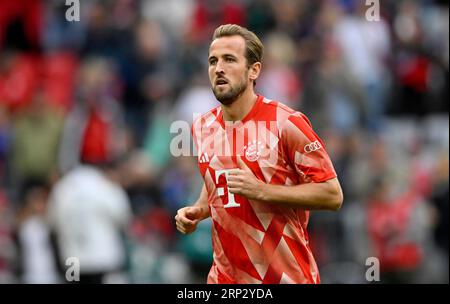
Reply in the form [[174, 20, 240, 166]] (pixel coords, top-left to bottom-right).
[[280, 112, 337, 183], [191, 115, 202, 156]]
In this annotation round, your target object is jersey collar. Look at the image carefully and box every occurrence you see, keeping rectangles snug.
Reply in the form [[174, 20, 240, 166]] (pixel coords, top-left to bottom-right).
[[217, 94, 263, 129]]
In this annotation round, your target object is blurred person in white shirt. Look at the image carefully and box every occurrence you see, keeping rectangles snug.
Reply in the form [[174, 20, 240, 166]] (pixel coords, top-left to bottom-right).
[[47, 159, 132, 284]]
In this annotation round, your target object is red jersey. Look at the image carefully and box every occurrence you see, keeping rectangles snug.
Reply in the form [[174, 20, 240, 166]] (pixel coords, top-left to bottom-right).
[[192, 95, 337, 284]]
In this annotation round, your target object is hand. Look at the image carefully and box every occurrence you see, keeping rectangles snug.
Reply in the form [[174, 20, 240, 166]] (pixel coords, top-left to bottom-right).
[[175, 206, 206, 234], [227, 156, 265, 201]]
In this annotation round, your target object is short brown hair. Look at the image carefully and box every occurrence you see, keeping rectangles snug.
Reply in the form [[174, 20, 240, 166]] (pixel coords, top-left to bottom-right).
[[212, 24, 264, 67]]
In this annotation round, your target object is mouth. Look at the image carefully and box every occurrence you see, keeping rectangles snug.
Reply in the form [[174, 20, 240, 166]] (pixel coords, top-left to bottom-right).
[[215, 78, 228, 87]]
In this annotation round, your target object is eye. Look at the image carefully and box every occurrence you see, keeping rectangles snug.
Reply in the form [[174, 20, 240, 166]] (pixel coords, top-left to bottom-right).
[[225, 57, 235, 62], [209, 58, 217, 65]]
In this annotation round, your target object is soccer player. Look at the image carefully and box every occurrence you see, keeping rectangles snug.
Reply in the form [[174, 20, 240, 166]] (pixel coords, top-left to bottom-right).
[[175, 24, 343, 284]]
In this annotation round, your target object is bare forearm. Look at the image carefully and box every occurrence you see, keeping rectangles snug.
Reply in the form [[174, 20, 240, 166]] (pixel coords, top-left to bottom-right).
[[259, 178, 343, 211], [193, 184, 211, 220]]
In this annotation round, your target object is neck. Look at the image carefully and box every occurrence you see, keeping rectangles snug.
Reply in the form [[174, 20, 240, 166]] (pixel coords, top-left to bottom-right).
[[221, 88, 258, 122]]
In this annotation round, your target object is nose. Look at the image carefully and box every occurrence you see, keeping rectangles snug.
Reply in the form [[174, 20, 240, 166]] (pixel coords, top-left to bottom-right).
[[215, 59, 225, 76]]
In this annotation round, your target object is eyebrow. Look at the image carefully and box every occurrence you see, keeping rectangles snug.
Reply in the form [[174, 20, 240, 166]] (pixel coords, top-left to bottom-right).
[[208, 53, 237, 61]]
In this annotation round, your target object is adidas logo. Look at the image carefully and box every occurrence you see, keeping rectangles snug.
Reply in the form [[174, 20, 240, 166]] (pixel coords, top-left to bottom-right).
[[199, 152, 210, 164]]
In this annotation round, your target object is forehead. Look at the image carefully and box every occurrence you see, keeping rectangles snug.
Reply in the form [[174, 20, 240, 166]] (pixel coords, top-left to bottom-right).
[[209, 35, 246, 57]]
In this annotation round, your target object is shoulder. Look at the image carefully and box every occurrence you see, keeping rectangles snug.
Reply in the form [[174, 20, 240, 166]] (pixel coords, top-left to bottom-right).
[[104, 179, 129, 204], [260, 97, 295, 114], [192, 105, 222, 131], [259, 97, 312, 129]]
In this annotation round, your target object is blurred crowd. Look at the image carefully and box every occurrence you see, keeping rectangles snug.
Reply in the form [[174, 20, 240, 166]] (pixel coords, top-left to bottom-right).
[[0, 0, 448, 283]]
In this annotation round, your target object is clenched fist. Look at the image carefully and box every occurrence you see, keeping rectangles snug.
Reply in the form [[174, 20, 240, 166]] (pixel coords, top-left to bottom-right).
[[175, 205, 209, 234]]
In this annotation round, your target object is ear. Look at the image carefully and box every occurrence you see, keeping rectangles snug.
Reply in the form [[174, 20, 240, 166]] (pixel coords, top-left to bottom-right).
[[249, 62, 261, 83]]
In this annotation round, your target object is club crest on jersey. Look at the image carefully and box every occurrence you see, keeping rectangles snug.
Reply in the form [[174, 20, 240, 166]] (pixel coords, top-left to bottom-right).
[[244, 140, 264, 162]]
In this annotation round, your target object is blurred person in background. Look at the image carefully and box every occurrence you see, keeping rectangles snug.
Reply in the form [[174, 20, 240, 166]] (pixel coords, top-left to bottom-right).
[[121, 18, 170, 145], [175, 24, 343, 284], [10, 89, 63, 203], [47, 158, 132, 284], [58, 56, 127, 174], [332, 0, 391, 133], [13, 180, 59, 283], [257, 31, 302, 110], [0, 189, 16, 283], [301, 35, 367, 136], [366, 173, 436, 283], [173, 72, 218, 125], [391, 0, 449, 117]]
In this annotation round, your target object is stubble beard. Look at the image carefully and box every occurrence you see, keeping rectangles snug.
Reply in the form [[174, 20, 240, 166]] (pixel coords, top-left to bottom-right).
[[212, 77, 248, 106]]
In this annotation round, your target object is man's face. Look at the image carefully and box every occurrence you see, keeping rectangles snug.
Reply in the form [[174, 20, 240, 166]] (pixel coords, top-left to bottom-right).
[[208, 35, 251, 105]]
